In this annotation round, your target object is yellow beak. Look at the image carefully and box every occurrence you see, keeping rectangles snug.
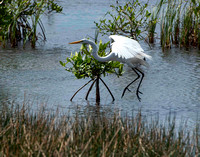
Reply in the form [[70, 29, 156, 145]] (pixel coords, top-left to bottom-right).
[[69, 40, 83, 44]]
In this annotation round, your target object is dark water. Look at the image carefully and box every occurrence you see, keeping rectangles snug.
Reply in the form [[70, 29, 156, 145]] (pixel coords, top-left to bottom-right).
[[0, 0, 200, 127]]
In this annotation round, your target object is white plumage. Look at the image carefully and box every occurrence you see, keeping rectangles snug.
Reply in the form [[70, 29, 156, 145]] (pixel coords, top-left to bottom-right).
[[109, 35, 151, 67], [110, 35, 144, 58], [69, 35, 152, 101]]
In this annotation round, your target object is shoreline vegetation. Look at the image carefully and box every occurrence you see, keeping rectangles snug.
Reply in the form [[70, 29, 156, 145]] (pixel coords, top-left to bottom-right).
[[95, 0, 200, 51], [0, 0, 199, 50], [0, 102, 200, 156]]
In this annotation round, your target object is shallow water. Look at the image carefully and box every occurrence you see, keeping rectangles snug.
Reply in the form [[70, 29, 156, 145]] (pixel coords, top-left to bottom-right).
[[0, 0, 200, 127]]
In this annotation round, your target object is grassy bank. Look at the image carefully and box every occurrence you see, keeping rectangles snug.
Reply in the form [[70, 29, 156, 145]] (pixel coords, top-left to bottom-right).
[[0, 102, 200, 156]]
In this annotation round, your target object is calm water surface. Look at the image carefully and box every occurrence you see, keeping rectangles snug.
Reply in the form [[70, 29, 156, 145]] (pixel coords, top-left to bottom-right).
[[0, 0, 200, 127]]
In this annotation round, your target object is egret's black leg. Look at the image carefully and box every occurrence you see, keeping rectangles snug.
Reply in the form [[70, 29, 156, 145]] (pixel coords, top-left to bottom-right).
[[121, 68, 140, 98], [135, 68, 144, 101]]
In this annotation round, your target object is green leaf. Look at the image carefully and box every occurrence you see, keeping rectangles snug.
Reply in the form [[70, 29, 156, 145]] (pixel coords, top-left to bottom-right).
[[59, 61, 65, 66]]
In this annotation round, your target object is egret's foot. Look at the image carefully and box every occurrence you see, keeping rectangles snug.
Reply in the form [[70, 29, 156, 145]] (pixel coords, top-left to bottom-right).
[[127, 88, 132, 92], [138, 91, 143, 94], [121, 90, 126, 98], [136, 90, 142, 101]]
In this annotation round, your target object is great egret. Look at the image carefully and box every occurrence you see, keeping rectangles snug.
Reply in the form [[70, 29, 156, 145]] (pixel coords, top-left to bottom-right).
[[69, 35, 151, 101]]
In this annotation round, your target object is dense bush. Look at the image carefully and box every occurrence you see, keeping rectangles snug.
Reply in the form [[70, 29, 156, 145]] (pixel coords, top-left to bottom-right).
[[0, 0, 62, 48], [95, 0, 151, 40]]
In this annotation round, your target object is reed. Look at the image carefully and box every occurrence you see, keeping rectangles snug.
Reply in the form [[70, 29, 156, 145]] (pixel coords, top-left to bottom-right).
[[160, 0, 179, 50], [147, 0, 164, 43], [159, 0, 200, 50], [180, 0, 200, 49], [30, 0, 46, 49], [0, 101, 200, 156]]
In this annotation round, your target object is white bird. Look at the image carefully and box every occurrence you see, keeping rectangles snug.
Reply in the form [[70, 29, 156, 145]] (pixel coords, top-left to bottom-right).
[[69, 35, 152, 101]]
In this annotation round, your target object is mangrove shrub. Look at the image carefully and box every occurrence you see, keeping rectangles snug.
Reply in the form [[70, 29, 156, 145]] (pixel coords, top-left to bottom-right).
[[0, 0, 62, 48], [95, 0, 151, 40], [60, 39, 124, 103]]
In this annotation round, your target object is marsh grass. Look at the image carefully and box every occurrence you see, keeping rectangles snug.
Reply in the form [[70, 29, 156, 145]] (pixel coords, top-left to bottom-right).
[[0, 102, 200, 156], [180, 0, 200, 50], [139, 0, 200, 50], [160, 0, 181, 50], [158, 0, 200, 50], [147, 0, 164, 43]]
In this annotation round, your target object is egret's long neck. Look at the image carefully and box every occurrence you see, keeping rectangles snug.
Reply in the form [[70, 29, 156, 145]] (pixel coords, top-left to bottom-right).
[[86, 40, 115, 62]]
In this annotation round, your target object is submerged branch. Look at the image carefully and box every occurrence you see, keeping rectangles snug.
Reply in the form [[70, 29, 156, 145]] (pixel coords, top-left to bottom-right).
[[70, 79, 93, 101], [99, 77, 115, 101], [85, 78, 97, 100]]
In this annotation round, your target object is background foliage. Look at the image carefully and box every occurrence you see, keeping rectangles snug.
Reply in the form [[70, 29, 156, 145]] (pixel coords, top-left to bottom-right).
[[0, 0, 62, 48], [95, 0, 151, 40]]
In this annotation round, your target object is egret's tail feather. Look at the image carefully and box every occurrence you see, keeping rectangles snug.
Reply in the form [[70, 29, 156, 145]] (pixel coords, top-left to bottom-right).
[[142, 60, 150, 68], [141, 52, 152, 60]]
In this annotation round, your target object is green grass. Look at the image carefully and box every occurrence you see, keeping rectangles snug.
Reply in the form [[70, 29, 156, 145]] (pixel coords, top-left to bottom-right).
[[0, 101, 200, 156], [147, 0, 164, 43], [179, 0, 200, 50], [160, 0, 182, 50], [155, 0, 200, 50]]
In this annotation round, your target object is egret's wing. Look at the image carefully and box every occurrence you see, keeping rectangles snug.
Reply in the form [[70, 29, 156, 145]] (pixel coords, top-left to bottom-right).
[[109, 35, 151, 60]]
